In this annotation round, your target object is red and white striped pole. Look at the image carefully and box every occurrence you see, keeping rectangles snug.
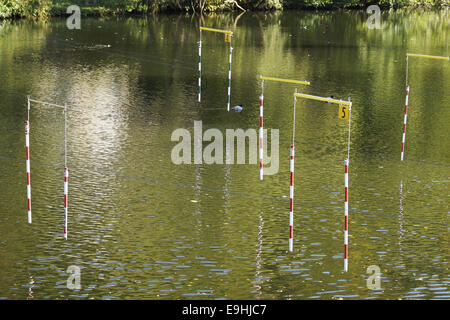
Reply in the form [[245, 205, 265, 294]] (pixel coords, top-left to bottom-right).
[[63, 103, 68, 239], [198, 30, 202, 102], [25, 120, 32, 224], [259, 80, 264, 180], [227, 36, 233, 112], [289, 144, 294, 252], [400, 85, 409, 161], [64, 166, 68, 239], [344, 158, 349, 271], [289, 89, 297, 252]]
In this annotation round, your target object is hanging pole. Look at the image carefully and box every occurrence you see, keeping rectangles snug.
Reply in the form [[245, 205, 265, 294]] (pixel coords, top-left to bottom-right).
[[26, 96, 32, 224], [401, 85, 409, 161], [401, 53, 448, 161], [289, 88, 297, 252], [259, 79, 264, 180], [63, 103, 68, 240], [227, 35, 233, 112], [64, 166, 68, 239], [344, 158, 349, 272], [198, 29, 202, 102], [289, 145, 294, 252], [344, 97, 352, 272], [401, 55, 409, 161]]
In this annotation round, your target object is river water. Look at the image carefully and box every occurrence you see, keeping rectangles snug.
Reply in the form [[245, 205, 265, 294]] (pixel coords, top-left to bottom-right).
[[0, 9, 448, 299]]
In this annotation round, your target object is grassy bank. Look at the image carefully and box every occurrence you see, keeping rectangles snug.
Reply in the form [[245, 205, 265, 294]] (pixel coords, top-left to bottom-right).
[[0, 0, 449, 19]]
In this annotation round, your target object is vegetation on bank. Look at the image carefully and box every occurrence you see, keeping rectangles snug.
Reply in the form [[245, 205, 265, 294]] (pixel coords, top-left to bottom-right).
[[0, 0, 448, 19]]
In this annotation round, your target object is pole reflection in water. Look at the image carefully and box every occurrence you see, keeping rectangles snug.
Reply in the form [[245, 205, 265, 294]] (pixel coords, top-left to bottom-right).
[[398, 181, 405, 252], [224, 148, 232, 207], [253, 213, 264, 296], [26, 276, 34, 300], [194, 165, 202, 214]]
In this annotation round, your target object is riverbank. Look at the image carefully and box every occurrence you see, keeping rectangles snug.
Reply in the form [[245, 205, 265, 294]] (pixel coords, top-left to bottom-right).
[[0, 0, 449, 20]]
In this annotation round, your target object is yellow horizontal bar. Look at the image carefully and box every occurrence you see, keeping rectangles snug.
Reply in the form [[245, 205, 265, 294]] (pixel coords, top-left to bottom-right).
[[294, 93, 351, 106], [29, 99, 66, 109], [406, 53, 449, 61], [200, 27, 233, 35], [260, 76, 310, 86]]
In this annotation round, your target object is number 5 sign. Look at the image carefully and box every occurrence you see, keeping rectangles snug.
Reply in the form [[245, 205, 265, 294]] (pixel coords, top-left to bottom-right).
[[338, 104, 349, 120]]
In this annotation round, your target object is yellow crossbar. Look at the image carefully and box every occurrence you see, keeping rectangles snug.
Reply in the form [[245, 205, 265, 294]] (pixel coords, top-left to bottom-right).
[[29, 99, 66, 109], [294, 93, 351, 106], [260, 76, 310, 86], [406, 53, 449, 61], [200, 27, 233, 35]]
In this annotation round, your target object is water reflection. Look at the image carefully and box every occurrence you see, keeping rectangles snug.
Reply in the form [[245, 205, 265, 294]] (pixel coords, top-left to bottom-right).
[[0, 10, 448, 300]]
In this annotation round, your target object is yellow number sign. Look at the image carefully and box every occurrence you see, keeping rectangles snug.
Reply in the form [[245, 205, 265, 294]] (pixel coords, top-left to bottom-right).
[[338, 104, 349, 120], [225, 34, 231, 42]]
